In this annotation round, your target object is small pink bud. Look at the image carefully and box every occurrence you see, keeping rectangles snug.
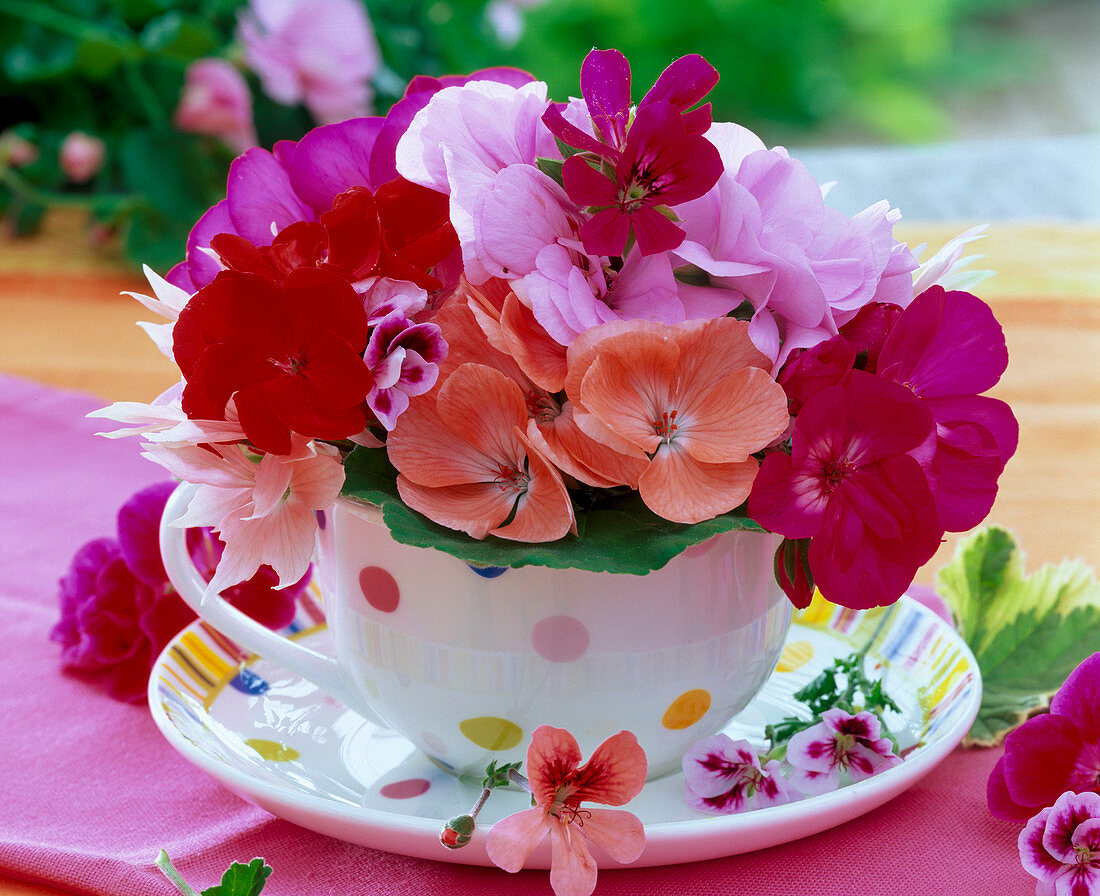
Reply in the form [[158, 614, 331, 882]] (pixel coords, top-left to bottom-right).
[[1, 131, 39, 167], [59, 131, 106, 183], [174, 58, 258, 154]]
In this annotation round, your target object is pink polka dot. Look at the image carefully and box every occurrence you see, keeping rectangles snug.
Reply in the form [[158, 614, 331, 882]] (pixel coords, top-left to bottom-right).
[[531, 615, 590, 662], [379, 778, 431, 799], [358, 566, 400, 613], [420, 730, 448, 755]]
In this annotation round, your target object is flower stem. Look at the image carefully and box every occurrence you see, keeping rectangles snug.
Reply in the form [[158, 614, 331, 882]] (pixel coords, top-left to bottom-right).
[[154, 850, 201, 896], [1, 167, 145, 216]]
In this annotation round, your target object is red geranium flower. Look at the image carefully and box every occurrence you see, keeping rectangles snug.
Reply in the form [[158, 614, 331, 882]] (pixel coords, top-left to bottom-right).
[[174, 267, 373, 455]]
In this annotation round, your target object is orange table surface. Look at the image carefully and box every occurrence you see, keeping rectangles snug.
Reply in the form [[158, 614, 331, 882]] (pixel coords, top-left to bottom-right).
[[1, 214, 1098, 895]]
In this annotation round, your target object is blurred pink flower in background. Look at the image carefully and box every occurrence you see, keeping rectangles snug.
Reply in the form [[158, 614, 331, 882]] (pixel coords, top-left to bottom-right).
[[237, 0, 381, 125], [59, 131, 105, 183], [174, 58, 258, 153], [0, 130, 38, 167]]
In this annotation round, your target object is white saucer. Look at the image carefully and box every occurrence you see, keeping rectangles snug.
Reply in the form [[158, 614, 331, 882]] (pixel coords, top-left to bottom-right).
[[148, 594, 980, 868]]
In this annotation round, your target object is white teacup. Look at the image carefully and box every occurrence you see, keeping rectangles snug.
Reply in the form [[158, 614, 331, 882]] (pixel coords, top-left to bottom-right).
[[161, 482, 792, 779]]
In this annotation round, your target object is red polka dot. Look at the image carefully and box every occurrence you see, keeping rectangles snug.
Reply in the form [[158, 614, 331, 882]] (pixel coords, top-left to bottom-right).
[[358, 566, 400, 613], [531, 615, 590, 662], [379, 778, 431, 799]]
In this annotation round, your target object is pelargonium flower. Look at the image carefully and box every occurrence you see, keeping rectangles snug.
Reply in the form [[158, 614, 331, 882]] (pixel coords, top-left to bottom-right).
[[1019, 791, 1100, 896], [748, 370, 941, 608], [785, 708, 901, 795], [486, 726, 647, 896], [989, 653, 1100, 823], [575, 317, 788, 523], [144, 438, 344, 597], [387, 363, 575, 542], [875, 285, 1019, 532], [682, 734, 792, 813], [545, 49, 723, 257], [237, 0, 380, 125], [363, 310, 446, 430], [173, 268, 373, 456], [50, 482, 305, 703]]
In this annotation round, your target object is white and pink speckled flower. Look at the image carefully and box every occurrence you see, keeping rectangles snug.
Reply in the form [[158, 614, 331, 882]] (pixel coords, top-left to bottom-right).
[[785, 708, 901, 795], [1019, 791, 1100, 896], [682, 734, 792, 814], [363, 310, 446, 430]]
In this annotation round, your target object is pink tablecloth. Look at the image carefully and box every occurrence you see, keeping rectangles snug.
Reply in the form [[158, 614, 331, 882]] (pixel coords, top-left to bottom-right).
[[0, 373, 1032, 896]]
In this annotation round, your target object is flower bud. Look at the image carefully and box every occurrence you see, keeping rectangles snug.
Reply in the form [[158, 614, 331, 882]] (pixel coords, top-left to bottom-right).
[[59, 131, 105, 183], [439, 814, 476, 849]]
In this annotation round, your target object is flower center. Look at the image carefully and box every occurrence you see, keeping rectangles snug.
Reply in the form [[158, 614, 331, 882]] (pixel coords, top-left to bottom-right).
[[653, 409, 679, 444], [822, 458, 854, 492], [270, 353, 304, 375], [526, 392, 560, 423], [493, 464, 528, 494]]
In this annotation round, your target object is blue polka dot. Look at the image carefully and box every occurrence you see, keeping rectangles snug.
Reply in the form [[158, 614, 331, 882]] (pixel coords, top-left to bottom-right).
[[468, 565, 507, 578], [230, 668, 270, 695]]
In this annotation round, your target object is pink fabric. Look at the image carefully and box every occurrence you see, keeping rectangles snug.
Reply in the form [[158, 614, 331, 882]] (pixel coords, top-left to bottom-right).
[[0, 373, 1033, 895]]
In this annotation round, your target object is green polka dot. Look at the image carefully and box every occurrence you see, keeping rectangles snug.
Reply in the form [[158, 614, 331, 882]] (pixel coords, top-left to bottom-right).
[[459, 716, 524, 751], [246, 738, 300, 761]]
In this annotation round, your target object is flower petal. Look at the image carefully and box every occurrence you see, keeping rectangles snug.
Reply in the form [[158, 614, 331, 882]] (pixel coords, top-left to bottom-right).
[[527, 725, 584, 809], [570, 730, 648, 806], [640, 446, 759, 524], [549, 820, 599, 896], [578, 808, 646, 864], [485, 807, 551, 873]]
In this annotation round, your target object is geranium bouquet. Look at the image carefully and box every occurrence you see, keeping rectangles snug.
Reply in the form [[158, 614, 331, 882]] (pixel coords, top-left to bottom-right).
[[96, 48, 1017, 611]]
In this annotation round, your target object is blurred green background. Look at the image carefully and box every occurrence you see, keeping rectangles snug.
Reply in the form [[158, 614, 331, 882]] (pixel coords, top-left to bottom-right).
[[0, 0, 1087, 269]]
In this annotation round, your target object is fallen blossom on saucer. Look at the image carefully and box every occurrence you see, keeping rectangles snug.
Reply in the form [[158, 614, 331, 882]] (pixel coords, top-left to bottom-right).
[[682, 734, 792, 813], [485, 725, 647, 896], [785, 708, 902, 795]]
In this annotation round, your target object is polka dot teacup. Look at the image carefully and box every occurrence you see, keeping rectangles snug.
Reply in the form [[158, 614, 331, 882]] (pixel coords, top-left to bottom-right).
[[163, 485, 792, 779]]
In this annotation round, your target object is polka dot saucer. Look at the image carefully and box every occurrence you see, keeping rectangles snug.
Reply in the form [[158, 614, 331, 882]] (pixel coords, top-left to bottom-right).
[[148, 592, 980, 869]]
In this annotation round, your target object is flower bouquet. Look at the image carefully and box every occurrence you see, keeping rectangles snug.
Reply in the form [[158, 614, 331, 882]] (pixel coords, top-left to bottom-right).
[[97, 47, 1016, 614]]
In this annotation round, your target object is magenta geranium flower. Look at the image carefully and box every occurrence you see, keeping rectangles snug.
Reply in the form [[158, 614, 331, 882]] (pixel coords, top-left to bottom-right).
[[875, 285, 1019, 531], [1019, 791, 1100, 896], [51, 482, 305, 703], [544, 49, 723, 257], [989, 653, 1100, 823], [748, 370, 941, 609], [682, 734, 792, 813], [785, 708, 901, 795]]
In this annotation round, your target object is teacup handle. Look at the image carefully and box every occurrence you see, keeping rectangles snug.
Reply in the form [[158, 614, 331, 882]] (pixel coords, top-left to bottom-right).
[[160, 482, 367, 715]]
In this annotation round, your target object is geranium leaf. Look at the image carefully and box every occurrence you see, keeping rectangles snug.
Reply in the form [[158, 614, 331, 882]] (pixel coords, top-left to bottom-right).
[[936, 527, 1100, 746], [200, 858, 271, 896], [341, 446, 761, 575]]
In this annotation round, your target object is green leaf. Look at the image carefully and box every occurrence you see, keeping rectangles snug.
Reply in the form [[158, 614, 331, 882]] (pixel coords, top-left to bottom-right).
[[937, 527, 1100, 746], [200, 858, 272, 896], [139, 12, 221, 62], [341, 446, 762, 575]]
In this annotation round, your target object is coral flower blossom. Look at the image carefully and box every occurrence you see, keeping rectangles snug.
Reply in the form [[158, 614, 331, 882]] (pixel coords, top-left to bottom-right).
[[575, 317, 789, 523], [785, 708, 901, 795], [989, 653, 1100, 823], [387, 363, 575, 542], [1019, 791, 1100, 896], [486, 726, 647, 896]]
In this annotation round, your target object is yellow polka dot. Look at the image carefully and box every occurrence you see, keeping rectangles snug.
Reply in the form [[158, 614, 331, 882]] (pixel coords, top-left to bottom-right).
[[662, 689, 711, 730], [776, 640, 814, 673], [245, 738, 300, 761], [459, 716, 524, 751]]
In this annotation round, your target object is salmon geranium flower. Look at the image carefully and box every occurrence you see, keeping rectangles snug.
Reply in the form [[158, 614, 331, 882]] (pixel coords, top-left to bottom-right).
[[574, 317, 789, 523], [486, 726, 647, 896], [386, 363, 575, 541]]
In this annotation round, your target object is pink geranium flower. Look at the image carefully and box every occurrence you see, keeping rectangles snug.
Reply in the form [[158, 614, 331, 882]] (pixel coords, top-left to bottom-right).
[[237, 0, 380, 125], [785, 708, 901, 795], [682, 734, 792, 813], [143, 438, 344, 597], [989, 653, 1100, 823], [576, 317, 789, 523], [386, 363, 575, 542], [59, 131, 105, 183], [748, 370, 941, 608], [362, 310, 446, 430], [486, 726, 647, 896], [1019, 791, 1100, 896]]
